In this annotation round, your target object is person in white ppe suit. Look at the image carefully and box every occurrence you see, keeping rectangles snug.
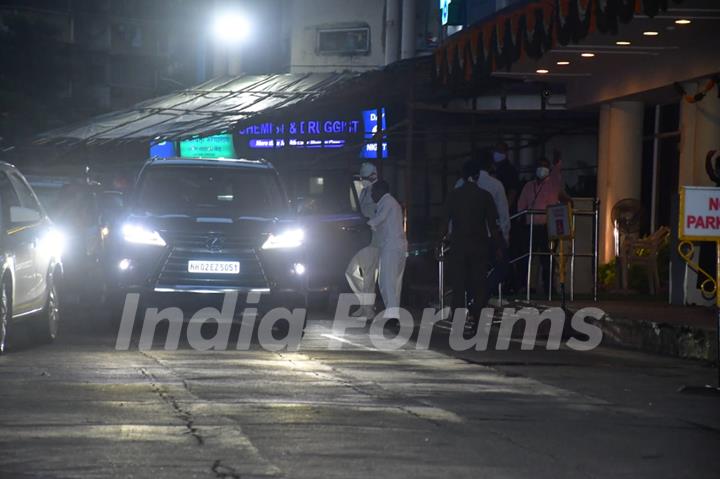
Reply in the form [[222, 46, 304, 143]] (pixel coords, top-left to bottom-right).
[[367, 180, 407, 319], [345, 162, 380, 317]]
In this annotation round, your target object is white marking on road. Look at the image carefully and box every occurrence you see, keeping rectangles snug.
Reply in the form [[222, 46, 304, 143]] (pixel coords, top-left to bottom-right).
[[321, 334, 377, 351]]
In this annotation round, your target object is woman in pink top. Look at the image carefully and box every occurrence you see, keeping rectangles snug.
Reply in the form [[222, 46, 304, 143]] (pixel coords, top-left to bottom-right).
[[516, 152, 571, 295]]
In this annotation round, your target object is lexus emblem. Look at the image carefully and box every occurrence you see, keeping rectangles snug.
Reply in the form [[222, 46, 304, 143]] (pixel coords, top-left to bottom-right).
[[206, 235, 224, 252]]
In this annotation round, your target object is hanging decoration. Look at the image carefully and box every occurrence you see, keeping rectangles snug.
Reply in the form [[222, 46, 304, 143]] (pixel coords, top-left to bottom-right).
[[674, 77, 720, 104], [434, 0, 684, 88]]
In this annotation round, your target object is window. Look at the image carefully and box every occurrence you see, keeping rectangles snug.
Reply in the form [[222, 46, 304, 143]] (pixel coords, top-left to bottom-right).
[[135, 167, 286, 218], [10, 173, 42, 212], [309, 177, 324, 195], [317, 27, 370, 55], [293, 172, 358, 215], [0, 173, 21, 216]]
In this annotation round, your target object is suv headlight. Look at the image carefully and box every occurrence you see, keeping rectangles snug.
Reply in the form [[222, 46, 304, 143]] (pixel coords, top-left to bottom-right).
[[122, 223, 166, 247], [262, 228, 304, 250]]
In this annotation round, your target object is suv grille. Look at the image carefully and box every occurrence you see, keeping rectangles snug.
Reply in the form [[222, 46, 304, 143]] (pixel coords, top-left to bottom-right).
[[155, 232, 268, 290]]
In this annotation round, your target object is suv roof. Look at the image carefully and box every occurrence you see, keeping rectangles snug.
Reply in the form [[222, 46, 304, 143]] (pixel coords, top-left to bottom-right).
[[0, 161, 18, 171], [146, 157, 273, 170]]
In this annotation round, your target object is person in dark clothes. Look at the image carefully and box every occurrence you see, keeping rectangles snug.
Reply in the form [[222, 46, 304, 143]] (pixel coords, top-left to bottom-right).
[[492, 141, 520, 211], [442, 159, 504, 320], [493, 141, 521, 294]]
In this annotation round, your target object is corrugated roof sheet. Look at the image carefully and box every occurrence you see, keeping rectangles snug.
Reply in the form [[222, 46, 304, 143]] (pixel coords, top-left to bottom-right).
[[35, 73, 358, 145]]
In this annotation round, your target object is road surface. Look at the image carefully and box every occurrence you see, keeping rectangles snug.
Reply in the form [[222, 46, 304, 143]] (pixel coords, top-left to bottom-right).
[[1, 308, 718, 478]]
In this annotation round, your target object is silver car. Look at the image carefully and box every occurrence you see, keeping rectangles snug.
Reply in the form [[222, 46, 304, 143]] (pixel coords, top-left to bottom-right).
[[0, 162, 63, 353]]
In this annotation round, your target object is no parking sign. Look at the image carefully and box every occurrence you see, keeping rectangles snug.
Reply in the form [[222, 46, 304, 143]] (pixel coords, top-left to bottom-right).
[[679, 186, 720, 240]]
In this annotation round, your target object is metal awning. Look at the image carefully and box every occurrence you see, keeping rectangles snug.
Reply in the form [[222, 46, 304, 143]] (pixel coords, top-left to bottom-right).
[[34, 73, 358, 146]]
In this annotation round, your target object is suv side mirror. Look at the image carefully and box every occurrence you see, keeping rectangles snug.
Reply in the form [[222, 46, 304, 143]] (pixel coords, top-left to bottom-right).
[[10, 206, 41, 224]]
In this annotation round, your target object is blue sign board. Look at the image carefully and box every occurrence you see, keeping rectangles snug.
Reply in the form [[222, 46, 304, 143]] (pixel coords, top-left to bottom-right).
[[361, 108, 388, 159], [149, 140, 176, 158]]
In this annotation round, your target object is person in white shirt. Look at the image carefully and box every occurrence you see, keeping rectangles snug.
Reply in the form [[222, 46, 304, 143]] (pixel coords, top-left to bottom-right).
[[345, 162, 381, 317], [477, 156, 510, 243], [476, 153, 510, 298], [367, 180, 407, 318]]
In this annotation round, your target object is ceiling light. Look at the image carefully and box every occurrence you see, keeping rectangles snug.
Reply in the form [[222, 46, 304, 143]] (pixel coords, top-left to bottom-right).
[[536, 69, 549, 74], [675, 19, 691, 25], [556, 61, 570, 66], [643, 31, 659, 36], [616, 41, 631, 46], [581, 52, 595, 58]]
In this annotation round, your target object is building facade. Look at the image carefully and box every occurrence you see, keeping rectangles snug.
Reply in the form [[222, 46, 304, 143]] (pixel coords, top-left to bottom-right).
[[0, 0, 210, 143]]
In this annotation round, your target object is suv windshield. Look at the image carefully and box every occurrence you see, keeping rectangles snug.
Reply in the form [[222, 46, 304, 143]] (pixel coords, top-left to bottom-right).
[[134, 166, 286, 218]]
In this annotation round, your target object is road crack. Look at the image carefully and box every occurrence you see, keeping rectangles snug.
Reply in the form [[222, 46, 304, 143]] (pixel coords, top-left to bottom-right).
[[211, 459, 242, 479], [138, 367, 204, 445]]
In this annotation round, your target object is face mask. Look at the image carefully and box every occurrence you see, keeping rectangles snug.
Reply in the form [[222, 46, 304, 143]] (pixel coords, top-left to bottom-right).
[[361, 179, 372, 188], [536, 167, 550, 180], [493, 152, 506, 163]]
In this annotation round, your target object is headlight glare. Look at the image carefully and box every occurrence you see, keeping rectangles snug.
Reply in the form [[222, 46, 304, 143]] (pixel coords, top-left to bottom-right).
[[122, 223, 166, 247], [262, 228, 304, 250], [38, 228, 66, 259]]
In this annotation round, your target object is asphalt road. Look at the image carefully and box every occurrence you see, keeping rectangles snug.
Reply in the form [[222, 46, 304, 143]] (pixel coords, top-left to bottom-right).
[[1, 307, 719, 479]]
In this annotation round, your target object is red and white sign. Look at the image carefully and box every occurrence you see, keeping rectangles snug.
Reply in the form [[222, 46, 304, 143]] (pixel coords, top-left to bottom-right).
[[679, 186, 720, 240], [546, 203, 573, 240]]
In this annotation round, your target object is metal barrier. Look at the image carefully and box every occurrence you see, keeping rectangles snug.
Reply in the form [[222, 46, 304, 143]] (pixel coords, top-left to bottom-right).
[[437, 199, 599, 307]]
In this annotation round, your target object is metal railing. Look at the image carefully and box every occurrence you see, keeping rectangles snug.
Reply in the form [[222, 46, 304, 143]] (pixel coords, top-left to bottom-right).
[[437, 198, 599, 307]]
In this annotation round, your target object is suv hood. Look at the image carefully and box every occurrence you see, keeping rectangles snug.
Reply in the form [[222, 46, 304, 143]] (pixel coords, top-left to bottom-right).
[[123, 213, 297, 238]]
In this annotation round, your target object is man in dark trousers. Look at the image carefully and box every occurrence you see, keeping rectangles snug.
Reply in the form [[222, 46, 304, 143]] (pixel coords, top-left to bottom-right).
[[442, 159, 504, 321]]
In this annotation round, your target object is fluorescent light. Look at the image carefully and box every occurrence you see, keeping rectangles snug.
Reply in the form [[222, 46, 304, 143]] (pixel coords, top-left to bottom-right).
[[556, 61, 570, 66], [536, 69, 549, 74], [212, 11, 251, 45], [675, 19, 691, 25], [643, 31, 659, 36], [616, 41, 631, 46], [581, 52, 595, 57]]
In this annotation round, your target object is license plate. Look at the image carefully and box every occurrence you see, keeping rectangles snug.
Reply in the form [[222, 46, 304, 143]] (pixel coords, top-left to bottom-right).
[[187, 260, 240, 274]]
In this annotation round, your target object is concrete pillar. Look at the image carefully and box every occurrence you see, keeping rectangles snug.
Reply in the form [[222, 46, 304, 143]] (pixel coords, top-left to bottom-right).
[[679, 81, 720, 187], [400, 0, 416, 60], [596, 101, 644, 264], [385, 0, 401, 65]]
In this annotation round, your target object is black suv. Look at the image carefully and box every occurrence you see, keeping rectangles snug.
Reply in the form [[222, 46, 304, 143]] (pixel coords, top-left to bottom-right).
[[0, 163, 64, 353], [107, 158, 307, 314]]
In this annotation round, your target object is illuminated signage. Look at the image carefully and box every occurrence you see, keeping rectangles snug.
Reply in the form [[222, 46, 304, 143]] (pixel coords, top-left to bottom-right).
[[238, 120, 358, 152], [239, 120, 360, 136], [237, 109, 388, 158], [440, 0, 452, 25], [362, 108, 388, 159], [179, 134, 236, 159], [150, 140, 176, 158]]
